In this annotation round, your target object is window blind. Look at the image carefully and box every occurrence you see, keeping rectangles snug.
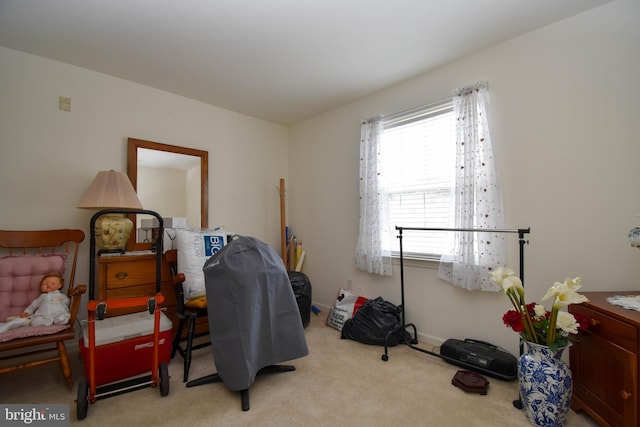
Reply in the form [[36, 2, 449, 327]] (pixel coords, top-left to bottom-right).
[[381, 101, 455, 258]]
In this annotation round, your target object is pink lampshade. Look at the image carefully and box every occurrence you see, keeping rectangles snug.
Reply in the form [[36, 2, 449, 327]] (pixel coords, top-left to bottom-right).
[[78, 170, 143, 210]]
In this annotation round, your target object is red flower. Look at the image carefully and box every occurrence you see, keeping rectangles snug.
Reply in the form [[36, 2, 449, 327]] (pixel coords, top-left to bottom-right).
[[503, 310, 524, 333], [524, 302, 538, 317], [572, 312, 591, 332]]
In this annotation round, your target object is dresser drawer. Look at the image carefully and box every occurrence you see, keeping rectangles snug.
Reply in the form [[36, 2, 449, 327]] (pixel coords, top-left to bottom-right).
[[571, 304, 637, 352], [97, 254, 179, 332], [102, 281, 176, 318], [104, 259, 160, 289]]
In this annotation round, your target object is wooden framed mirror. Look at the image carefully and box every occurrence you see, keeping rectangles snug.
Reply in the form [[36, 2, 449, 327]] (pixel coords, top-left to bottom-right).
[[127, 138, 208, 251]]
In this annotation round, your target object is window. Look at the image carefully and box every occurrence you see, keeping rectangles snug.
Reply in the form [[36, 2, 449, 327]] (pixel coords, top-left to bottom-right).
[[380, 101, 455, 259], [357, 81, 503, 286]]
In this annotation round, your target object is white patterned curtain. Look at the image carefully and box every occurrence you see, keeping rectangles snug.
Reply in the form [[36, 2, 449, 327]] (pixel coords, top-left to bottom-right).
[[438, 81, 505, 291], [355, 115, 392, 276]]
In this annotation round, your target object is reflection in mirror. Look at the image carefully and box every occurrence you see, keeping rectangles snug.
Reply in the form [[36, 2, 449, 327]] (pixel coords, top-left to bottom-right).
[[137, 148, 201, 233], [127, 138, 208, 251]]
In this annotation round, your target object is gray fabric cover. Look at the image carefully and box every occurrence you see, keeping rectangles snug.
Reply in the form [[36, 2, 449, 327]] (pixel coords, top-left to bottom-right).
[[202, 236, 309, 391]]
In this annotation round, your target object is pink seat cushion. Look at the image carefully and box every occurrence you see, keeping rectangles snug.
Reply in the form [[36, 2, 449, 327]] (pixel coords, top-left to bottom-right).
[[0, 323, 69, 343], [0, 254, 66, 322]]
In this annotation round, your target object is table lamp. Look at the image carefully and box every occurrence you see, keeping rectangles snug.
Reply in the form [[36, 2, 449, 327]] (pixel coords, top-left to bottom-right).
[[78, 170, 143, 254]]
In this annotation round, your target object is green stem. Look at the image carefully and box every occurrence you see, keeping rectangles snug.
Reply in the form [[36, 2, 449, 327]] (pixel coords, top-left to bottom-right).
[[507, 292, 520, 312], [547, 306, 558, 344], [506, 290, 537, 344]]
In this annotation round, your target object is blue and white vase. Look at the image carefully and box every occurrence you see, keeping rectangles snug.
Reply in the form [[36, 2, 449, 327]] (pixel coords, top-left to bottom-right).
[[518, 341, 572, 427], [628, 227, 640, 246]]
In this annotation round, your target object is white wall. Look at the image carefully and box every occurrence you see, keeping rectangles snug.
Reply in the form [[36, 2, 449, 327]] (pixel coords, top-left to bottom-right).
[[0, 47, 289, 303], [288, 0, 640, 355]]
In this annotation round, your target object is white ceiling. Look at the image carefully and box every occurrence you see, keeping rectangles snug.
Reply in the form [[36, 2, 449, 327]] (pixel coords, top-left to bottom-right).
[[0, 0, 611, 126]]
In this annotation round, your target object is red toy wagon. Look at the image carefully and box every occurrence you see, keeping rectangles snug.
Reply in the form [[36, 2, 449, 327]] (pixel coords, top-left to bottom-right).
[[76, 209, 171, 420], [76, 294, 170, 420]]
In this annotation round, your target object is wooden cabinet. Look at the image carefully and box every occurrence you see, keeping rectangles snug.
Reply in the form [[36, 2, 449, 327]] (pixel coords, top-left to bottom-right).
[[96, 253, 178, 331], [569, 291, 640, 427]]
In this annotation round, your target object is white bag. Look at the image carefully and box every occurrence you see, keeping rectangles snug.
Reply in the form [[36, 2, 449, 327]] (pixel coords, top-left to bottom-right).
[[326, 288, 368, 331], [176, 228, 227, 303]]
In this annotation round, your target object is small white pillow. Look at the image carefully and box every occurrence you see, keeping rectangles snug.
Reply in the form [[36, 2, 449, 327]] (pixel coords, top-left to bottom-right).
[[176, 228, 227, 303]]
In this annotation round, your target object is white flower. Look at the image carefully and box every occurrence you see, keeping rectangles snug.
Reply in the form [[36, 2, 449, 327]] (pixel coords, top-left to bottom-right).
[[542, 281, 566, 301], [533, 304, 546, 319], [565, 277, 583, 291], [554, 289, 589, 309], [542, 277, 583, 301], [490, 268, 524, 298], [556, 311, 579, 335], [502, 275, 524, 295], [490, 267, 516, 286]]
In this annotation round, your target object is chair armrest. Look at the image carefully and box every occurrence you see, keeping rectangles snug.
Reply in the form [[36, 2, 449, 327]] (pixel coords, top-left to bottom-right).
[[68, 284, 87, 326], [70, 284, 87, 297]]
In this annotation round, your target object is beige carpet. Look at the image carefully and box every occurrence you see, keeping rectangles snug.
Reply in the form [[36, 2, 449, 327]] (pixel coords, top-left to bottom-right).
[[1, 313, 599, 426]]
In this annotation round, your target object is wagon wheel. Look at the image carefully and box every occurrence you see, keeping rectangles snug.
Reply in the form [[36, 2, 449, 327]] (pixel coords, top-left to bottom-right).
[[76, 379, 89, 420], [159, 363, 170, 396]]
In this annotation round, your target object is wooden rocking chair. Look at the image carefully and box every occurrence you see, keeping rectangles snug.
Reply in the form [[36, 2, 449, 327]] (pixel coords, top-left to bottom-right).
[[0, 229, 87, 389]]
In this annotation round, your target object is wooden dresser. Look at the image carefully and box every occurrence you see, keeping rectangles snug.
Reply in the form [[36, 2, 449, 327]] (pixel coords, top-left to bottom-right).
[[96, 253, 178, 331], [569, 291, 640, 427]]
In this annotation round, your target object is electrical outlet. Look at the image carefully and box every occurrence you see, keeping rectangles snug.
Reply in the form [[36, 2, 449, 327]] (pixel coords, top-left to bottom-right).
[[59, 96, 71, 112], [346, 278, 352, 290]]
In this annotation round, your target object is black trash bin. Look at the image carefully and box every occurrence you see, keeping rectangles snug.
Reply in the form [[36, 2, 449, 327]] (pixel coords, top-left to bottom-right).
[[288, 271, 312, 328]]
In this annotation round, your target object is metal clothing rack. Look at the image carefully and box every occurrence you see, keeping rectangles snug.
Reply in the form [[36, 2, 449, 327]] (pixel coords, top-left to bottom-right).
[[381, 226, 531, 362]]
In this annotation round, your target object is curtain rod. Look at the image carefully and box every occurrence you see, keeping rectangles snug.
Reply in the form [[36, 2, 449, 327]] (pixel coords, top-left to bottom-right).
[[382, 96, 452, 123], [395, 226, 530, 235], [383, 81, 489, 123]]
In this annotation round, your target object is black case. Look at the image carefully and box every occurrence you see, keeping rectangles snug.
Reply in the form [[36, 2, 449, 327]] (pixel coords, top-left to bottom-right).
[[440, 338, 517, 380]]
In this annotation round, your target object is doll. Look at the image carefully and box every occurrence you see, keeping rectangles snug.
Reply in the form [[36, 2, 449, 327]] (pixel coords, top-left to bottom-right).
[[0, 273, 70, 333]]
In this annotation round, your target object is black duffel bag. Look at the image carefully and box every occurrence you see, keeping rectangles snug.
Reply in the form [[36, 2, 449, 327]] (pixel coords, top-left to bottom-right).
[[340, 296, 407, 346]]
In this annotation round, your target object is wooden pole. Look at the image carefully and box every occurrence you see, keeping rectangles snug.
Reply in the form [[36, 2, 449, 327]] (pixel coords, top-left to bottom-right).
[[279, 178, 287, 267]]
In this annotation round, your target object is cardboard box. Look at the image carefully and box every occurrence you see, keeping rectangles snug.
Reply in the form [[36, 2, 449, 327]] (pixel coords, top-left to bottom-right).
[[140, 217, 187, 229]]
